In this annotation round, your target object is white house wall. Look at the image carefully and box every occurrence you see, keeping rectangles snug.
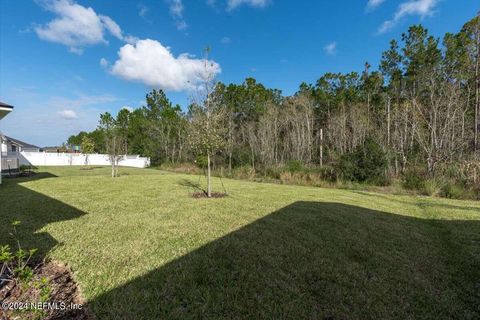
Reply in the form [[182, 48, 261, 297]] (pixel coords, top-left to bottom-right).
[[20, 152, 150, 168]]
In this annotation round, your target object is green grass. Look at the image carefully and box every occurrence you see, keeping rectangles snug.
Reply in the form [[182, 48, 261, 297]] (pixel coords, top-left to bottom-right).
[[1, 166, 479, 319]]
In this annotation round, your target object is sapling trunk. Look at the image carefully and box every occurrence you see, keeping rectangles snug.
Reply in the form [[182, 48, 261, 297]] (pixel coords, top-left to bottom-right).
[[207, 153, 212, 197]]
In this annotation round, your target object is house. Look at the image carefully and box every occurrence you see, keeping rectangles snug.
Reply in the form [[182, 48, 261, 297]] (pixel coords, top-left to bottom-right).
[[0, 102, 14, 184], [0, 135, 40, 173], [1, 135, 41, 153]]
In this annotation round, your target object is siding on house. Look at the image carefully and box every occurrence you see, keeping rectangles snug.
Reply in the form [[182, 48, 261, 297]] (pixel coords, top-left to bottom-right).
[[1, 135, 39, 175]]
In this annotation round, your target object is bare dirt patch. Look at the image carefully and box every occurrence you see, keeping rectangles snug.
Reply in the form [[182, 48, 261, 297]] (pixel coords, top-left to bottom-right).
[[0, 261, 92, 320]]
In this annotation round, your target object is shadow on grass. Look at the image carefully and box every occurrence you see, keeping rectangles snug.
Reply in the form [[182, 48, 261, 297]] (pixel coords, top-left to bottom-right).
[[177, 178, 206, 194], [1, 174, 479, 319], [89, 201, 480, 319], [0, 172, 87, 259]]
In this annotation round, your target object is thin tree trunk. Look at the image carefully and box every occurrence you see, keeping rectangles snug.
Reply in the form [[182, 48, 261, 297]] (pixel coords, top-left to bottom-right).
[[319, 128, 323, 168], [475, 24, 480, 153], [207, 153, 211, 197], [387, 97, 391, 147], [112, 136, 116, 178]]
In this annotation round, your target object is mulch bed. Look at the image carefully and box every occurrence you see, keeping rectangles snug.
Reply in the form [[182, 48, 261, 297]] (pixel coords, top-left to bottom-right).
[[0, 261, 93, 320], [192, 192, 228, 198]]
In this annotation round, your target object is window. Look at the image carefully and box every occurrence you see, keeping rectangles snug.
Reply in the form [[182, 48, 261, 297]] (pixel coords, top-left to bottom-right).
[[11, 145, 16, 152]]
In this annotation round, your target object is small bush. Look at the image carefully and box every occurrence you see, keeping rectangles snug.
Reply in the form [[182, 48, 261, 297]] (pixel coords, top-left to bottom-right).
[[403, 169, 425, 190], [264, 166, 282, 179], [232, 165, 256, 180], [337, 138, 388, 184], [1, 221, 38, 283], [286, 160, 304, 173], [19, 164, 37, 172], [318, 165, 338, 182], [441, 183, 465, 199], [422, 179, 440, 196]]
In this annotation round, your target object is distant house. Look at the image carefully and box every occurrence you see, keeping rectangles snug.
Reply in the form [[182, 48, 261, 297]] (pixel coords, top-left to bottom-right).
[[1, 135, 41, 153], [0, 135, 40, 173], [42, 146, 64, 153], [0, 102, 14, 184]]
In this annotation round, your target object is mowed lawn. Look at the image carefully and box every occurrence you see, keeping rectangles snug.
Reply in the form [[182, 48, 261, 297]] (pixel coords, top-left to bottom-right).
[[1, 166, 479, 319]]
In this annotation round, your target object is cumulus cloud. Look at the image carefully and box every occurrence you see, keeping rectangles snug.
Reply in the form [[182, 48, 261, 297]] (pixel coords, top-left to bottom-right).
[[226, 0, 269, 10], [378, 0, 438, 34], [34, 0, 134, 53], [366, 0, 386, 11], [109, 39, 221, 92], [324, 42, 337, 56], [0, 89, 118, 146], [58, 109, 78, 119]]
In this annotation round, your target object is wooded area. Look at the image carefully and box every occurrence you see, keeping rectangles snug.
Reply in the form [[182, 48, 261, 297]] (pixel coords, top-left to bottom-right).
[[68, 15, 480, 199]]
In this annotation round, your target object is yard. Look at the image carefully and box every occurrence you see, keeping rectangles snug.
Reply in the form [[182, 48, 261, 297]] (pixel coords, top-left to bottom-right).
[[1, 166, 479, 319]]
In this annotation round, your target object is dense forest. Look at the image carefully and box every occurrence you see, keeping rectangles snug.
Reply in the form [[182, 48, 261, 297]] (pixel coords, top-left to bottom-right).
[[68, 15, 480, 199]]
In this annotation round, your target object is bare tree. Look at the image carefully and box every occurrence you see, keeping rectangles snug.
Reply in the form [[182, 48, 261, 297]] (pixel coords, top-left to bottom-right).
[[99, 112, 126, 178], [188, 48, 225, 197]]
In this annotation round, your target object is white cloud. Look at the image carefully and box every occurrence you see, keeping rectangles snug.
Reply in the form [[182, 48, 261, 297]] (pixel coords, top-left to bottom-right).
[[51, 94, 118, 108], [58, 109, 78, 119], [34, 0, 134, 53], [378, 0, 438, 34], [109, 39, 221, 92], [226, 0, 269, 10], [366, 0, 386, 11], [324, 42, 337, 56], [169, 0, 184, 16], [99, 14, 122, 39], [0, 90, 119, 146], [99, 58, 109, 68], [221, 36, 231, 44], [138, 3, 149, 18], [168, 0, 188, 30], [175, 20, 188, 31]]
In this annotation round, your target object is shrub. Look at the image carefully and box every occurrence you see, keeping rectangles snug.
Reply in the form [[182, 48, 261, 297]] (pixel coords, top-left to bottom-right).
[[337, 138, 388, 184], [1, 221, 38, 283], [403, 169, 425, 190], [319, 165, 337, 182], [422, 179, 440, 196], [264, 166, 282, 179], [232, 165, 256, 180], [19, 164, 37, 173], [441, 183, 465, 199], [286, 160, 304, 173]]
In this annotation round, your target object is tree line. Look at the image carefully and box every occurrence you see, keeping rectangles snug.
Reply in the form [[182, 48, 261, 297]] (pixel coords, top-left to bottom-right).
[[68, 15, 480, 198]]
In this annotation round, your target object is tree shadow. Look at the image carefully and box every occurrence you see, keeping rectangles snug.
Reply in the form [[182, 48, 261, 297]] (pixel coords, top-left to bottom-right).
[[89, 201, 480, 319], [0, 172, 87, 260], [177, 178, 206, 194]]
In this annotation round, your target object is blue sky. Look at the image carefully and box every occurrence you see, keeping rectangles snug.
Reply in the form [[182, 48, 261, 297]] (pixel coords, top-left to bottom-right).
[[0, 0, 476, 146]]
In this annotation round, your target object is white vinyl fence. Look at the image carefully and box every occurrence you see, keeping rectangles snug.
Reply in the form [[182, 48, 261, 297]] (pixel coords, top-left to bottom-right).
[[19, 152, 150, 168]]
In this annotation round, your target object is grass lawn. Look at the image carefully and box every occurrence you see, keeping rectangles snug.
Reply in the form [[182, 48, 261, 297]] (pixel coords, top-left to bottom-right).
[[1, 166, 479, 319]]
